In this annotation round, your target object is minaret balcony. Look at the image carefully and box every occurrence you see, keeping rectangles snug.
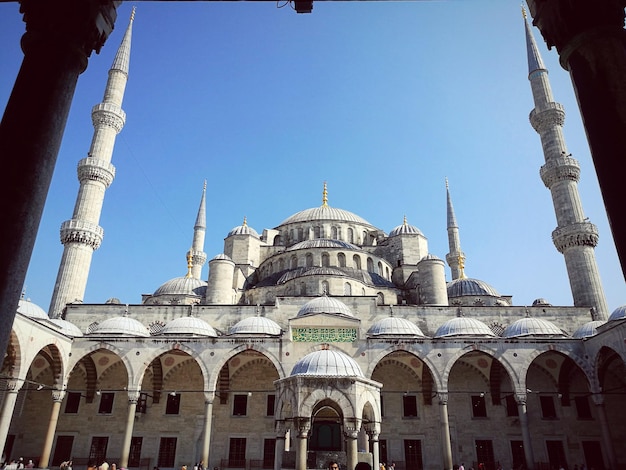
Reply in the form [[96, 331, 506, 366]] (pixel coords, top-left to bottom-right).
[[552, 222, 599, 253], [529, 102, 565, 132], [91, 102, 126, 133], [540, 156, 580, 187], [60, 219, 104, 249], [78, 157, 116, 186]]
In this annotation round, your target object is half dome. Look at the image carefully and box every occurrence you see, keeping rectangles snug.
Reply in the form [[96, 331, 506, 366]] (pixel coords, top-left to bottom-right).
[[297, 296, 353, 317], [608, 305, 626, 321], [368, 316, 425, 337], [17, 298, 48, 319], [572, 320, 606, 339], [291, 349, 364, 377], [229, 316, 282, 335], [160, 316, 217, 337], [503, 317, 567, 338], [434, 317, 496, 338], [90, 316, 150, 337]]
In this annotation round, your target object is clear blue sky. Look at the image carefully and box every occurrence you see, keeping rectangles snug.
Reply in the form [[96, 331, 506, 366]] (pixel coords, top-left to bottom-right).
[[1, 1, 623, 313]]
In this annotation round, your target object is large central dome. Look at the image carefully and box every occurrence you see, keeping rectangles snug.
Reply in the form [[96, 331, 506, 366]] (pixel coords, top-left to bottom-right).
[[278, 204, 375, 227]]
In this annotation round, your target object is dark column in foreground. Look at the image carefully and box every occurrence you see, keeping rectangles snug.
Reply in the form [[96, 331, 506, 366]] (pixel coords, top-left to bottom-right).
[[526, 0, 626, 280], [0, 0, 120, 356]]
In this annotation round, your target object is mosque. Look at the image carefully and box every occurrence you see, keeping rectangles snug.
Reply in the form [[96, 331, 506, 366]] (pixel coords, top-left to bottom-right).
[[1, 9, 625, 470]]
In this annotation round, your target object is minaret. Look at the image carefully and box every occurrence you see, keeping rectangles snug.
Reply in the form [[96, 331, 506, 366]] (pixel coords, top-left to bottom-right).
[[187, 181, 207, 279], [445, 179, 466, 280], [48, 10, 135, 317], [523, 9, 608, 319]]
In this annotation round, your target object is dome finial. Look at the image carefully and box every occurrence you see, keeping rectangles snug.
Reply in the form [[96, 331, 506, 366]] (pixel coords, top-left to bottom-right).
[[521, 4, 527, 19], [403, 215, 407, 225], [389, 305, 394, 317], [185, 248, 194, 278], [322, 182, 328, 207], [458, 253, 467, 279], [242, 216, 248, 227]]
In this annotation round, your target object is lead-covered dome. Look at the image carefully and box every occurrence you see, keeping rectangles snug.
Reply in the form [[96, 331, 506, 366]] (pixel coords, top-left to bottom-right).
[[447, 278, 501, 298], [153, 276, 207, 297], [291, 349, 364, 377], [287, 239, 360, 251], [227, 217, 259, 238], [368, 316, 425, 337], [160, 316, 217, 337], [90, 316, 150, 337], [229, 316, 282, 335], [49, 319, 84, 337], [297, 296, 353, 317], [608, 305, 626, 321], [434, 317, 496, 338], [389, 217, 423, 237], [17, 298, 48, 319], [573, 320, 606, 339], [279, 205, 375, 228], [503, 317, 567, 338]]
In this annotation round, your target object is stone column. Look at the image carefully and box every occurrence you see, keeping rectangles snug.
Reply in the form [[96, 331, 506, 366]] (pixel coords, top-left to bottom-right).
[[119, 391, 139, 468], [0, 380, 21, 458], [40, 389, 66, 468], [201, 397, 215, 467], [345, 428, 359, 470], [366, 428, 380, 470], [294, 418, 310, 470], [590, 394, 616, 470], [438, 393, 453, 470], [0, 0, 120, 357], [274, 420, 286, 470], [516, 393, 535, 470], [526, 0, 626, 276]]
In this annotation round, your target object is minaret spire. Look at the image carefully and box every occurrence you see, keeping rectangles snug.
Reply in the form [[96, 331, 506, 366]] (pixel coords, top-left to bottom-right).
[[48, 11, 135, 317], [322, 181, 328, 206], [445, 178, 466, 280], [188, 181, 207, 279], [524, 12, 608, 319]]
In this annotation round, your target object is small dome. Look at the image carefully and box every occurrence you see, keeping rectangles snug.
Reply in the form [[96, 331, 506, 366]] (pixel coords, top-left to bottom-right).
[[389, 218, 423, 237], [105, 298, 122, 304], [368, 316, 425, 337], [17, 298, 48, 319], [447, 278, 501, 298], [211, 253, 234, 262], [160, 316, 217, 337], [608, 305, 626, 321], [297, 296, 353, 317], [90, 316, 150, 337], [434, 317, 496, 338], [227, 218, 259, 238], [287, 239, 360, 251], [503, 317, 567, 338], [153, 276, 207, 297], [49, 319, 84, 337], [572, 320, 606, 339], [229, 316, 282, 335], [291, 349, 364, 377], [532, 298, 552, 307], [421, 254, 442, 261]]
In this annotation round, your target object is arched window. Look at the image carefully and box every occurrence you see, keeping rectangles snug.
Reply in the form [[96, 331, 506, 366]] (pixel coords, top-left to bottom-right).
[[353, 255, 361, 270], [278, 258, 285, 271], [377, 292, 384, 305], [301, 283, 307, 295], [291, 255, 298, 269], [331, 226, 338, 239], [367, 257, 374, 272], [321, 281, 329, 295], [298, 227, 304, 241], [306, 253, 313, 267], [337, 253, 346, 267], [347, 228, 354, 243], [314, 226, 321, 239], [377, 261, 383, 275], [344, 282, 352, 296], [273, 235, 282, 246], [362, 231, 368, 245], [322, 253, 330, 267]]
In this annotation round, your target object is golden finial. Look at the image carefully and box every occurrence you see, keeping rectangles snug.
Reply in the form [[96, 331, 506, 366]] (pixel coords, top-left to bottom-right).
[[445, 177, 449, 190], [322, 182, 328, 206], [242, 216, 247, 227], [458, 253, 467, 279], [403, 215, 407, 225], [130, 6, 136, 22], [185, 249, 194, 278], [521, 4, 527, 19]]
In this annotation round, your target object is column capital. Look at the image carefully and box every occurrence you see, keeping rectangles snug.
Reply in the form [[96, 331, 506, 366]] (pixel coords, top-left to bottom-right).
[[515, 393, 528, 406], [294, 417, 310, 438], [52, 389, 66, 402], [437, 392, 449, 405], [590, 393, 605, 406], [5, 379, 21, 393], [127, 390, 141, 404]]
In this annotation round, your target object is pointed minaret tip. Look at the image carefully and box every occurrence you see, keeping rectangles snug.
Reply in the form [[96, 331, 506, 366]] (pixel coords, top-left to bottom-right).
[[111, 7, 135, 74], [521, 4, 527, 19]]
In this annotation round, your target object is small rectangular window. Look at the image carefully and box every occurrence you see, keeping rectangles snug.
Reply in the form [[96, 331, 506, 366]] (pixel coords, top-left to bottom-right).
[[266, 394, 276, 416], [575, 396, 593, 419], [471, 395, 487, 418], [540, 396, 557, 419], [166, 393, 181, 415], [98, 392, 115, 414], [403, 395, 418, 418], [65, 392, 81, 414], [233, 394, 248, 416]]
